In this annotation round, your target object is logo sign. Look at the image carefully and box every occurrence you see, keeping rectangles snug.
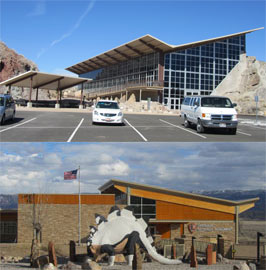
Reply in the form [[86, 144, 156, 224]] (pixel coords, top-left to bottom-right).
[[188, 223, 197, 234]]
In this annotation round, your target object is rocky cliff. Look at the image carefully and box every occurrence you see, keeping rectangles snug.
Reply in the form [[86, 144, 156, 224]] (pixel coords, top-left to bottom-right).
[[212, 54, 266, 115], [0, 42, 53, 100], [0, 42, 38, 82]]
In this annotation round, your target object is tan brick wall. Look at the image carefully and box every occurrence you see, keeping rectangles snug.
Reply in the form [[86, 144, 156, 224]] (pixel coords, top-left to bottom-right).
[[18, 203, 113, 245], [170, 224, 181, 239]]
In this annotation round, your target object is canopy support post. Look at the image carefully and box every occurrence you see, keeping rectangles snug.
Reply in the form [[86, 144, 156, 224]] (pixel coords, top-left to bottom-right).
[[79, 83, 84, 109], [55, 80, 60, 109], [27, 76, 33, 108]]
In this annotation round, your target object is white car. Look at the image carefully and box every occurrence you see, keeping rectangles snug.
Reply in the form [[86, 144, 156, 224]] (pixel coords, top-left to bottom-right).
[[181, 95, 238, 134], [92, 100, 123, 125]]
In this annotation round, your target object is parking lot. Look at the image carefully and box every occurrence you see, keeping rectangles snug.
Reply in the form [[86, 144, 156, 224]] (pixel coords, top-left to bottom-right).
[[0, 110, 265, 142]]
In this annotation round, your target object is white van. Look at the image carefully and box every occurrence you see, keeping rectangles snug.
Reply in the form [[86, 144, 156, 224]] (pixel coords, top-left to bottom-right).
[[181, 96, 238, 134]]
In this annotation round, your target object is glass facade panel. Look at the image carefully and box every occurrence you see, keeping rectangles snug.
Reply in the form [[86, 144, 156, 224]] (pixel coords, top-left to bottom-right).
[[130, 195, 156, 220], [164, 34, 245, 109], [80, 53, 159, 94]]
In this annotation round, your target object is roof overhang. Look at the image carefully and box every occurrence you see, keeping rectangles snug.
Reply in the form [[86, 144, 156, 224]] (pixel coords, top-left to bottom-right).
[[66, 34, 175, 75], [0, 71, 91, 91], [66, 27, 263, 75], [170, 27, 264, 51], [99, 179, 259, 211]]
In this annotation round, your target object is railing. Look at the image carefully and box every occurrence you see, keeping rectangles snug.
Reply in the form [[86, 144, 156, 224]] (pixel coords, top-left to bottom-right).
[[86, 80, 164, 98]]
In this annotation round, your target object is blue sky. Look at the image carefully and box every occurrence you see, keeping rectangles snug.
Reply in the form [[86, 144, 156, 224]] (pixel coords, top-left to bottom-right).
[[1, 0, 265, 76], [0, 142, 265, 194]]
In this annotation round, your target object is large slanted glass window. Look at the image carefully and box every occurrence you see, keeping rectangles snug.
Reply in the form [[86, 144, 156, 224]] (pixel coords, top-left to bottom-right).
[[130, 195, 156, 220], [163, 34, 246, 110]]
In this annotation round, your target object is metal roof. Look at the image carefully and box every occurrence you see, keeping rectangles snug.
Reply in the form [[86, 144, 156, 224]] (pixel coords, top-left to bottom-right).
[[99, 179, 259, 207], [66, 27, 263, 75], [66, 34, 174, 75], [0, 71, 90, 91]]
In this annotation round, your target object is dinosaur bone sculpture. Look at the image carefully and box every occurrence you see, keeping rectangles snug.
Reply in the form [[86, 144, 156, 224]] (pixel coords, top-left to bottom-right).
[[87, 206, 182, 266]]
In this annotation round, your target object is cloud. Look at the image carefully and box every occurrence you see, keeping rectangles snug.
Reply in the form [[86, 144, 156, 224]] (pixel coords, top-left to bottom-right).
[[37, 0, 96, 59], [0, 142, 265, 194], [27, 0, 46, 17], [98, 160, 130, 176]]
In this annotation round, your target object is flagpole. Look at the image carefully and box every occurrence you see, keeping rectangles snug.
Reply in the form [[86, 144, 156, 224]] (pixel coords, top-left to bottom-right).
[[78, 165, 81, 245]]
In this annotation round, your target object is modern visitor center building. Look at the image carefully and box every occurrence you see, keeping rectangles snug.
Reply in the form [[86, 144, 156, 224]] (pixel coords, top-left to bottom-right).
[[67, 27, 263, 110], [0, 180, 258, 258]]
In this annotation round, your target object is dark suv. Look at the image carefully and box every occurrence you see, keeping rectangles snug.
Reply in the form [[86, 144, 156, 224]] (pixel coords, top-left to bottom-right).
[[0, 94, 16, 125]]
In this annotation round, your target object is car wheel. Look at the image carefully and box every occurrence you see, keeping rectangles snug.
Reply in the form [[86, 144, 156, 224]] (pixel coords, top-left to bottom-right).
[[196, 119, 205, 133], [184, 116, 190, 128], [230, 128, 237, 135], [0, 114, 5, 125]]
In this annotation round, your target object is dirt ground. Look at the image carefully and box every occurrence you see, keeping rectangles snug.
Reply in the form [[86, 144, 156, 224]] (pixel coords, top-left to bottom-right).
[[239, 220, 266, 243], [0, 261, 252, 270]]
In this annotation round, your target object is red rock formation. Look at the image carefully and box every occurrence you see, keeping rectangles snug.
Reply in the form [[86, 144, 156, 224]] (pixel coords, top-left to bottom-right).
[[0, 41, 38, 82]]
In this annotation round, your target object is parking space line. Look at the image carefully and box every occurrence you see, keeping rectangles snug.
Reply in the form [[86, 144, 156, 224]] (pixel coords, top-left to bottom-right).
[[67, 118, 84, 142], [237, 130, 252, 136], [124, 119, 148, 142], [0, 118, 37, 133], [239, 123, 266, 130], [159, 119, 207, 139]]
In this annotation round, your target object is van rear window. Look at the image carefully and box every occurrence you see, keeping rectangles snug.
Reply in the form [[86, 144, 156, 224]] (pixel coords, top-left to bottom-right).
[[201, 97, 233, 108]]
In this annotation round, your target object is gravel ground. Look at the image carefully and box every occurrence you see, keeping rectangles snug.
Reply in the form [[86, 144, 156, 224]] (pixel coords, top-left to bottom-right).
[[0, 261, 246, 270]]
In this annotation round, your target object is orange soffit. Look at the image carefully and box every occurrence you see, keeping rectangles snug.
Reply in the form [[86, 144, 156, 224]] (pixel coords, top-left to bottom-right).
[[18, 194, 115, 205], [156, 201, 234, 221]]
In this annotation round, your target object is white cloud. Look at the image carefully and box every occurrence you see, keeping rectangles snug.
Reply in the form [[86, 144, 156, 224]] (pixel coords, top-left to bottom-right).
[[27, 0, 46, 17], [0, 142, 265, 194], [0, 153, 23, 163], [99, 154, 113, 163], [98, 160, 130, 176], [37, 0, 96, 59], [43, 153, 62, 168]]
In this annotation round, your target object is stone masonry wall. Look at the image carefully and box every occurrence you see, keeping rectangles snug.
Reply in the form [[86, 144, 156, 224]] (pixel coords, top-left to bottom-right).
[[18, 203, 112, 244], [171, 221, 235, 256]]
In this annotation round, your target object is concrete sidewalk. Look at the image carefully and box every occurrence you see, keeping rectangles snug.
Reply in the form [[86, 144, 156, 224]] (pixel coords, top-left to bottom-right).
[[15, 106, 180, 116]]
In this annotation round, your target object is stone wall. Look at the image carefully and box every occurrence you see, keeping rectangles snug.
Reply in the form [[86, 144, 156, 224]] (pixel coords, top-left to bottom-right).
[[170, 221, 235, 256], [18, 203, 112, 245]]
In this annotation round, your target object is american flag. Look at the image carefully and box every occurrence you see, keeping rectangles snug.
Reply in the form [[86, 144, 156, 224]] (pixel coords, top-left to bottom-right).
[[64, 169, 78, 180]]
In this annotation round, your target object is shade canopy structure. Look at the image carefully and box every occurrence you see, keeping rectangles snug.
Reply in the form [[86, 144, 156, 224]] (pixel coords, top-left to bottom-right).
[[66, 27, 263, 75], [0, 71, 91, 107], [0, 71, 90, 91]]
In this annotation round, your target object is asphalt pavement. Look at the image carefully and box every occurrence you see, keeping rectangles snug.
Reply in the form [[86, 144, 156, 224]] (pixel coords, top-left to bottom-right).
[[0, 110, 265, 142]]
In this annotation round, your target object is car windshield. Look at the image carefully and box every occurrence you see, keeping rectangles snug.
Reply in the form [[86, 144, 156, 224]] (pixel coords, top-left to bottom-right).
[[201, 97, 233, 108], [96, 102, 119, 109], [0, 97, 4, 106]]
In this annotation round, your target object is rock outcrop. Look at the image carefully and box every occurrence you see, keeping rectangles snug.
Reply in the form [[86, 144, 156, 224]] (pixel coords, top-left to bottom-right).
[[212, 54, 266, 115], [0, 41, 53, 100], [0, 41, 38, 82]]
